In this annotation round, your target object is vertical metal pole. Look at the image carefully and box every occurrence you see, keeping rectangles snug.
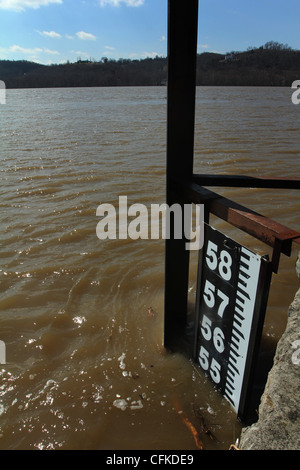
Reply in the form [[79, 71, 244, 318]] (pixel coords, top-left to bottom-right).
[[164, 0, 199, 349]]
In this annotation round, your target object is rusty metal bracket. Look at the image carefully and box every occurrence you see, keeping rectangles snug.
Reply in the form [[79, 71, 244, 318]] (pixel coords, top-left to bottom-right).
[[193, 174, 300, 190], [272, 230, 300, 273], [176, 178, 300, 273]]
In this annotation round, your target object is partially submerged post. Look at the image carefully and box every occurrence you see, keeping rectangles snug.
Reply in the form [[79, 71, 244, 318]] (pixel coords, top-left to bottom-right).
[[164, 0, 199, 348]]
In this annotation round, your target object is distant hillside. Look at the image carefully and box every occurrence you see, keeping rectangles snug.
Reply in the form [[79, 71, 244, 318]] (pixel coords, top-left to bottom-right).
[[1, 42, 300, 88], [197, 42, 300, 86], [0, 60, 46, 82], [1, 57, 167, 88]]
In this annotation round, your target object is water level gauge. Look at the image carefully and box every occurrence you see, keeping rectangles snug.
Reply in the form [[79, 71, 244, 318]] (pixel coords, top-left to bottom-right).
[[194, 224, 272, 421]]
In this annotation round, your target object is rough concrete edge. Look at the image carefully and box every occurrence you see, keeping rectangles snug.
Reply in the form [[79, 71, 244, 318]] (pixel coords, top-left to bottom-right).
[[240, 252, 300, 450]]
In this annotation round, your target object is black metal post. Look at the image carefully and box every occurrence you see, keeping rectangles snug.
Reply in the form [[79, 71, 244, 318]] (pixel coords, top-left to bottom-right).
[[164, 0, 199, 349]]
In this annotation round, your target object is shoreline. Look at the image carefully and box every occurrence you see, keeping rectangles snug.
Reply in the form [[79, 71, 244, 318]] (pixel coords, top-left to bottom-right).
[[240, 252, 300, 450]]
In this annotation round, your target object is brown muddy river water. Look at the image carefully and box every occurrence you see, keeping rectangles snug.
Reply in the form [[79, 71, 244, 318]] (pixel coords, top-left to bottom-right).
[[0, 86, 299, 450]]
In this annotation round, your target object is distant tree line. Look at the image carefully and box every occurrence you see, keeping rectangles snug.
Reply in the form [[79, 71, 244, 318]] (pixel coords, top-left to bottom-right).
[[0, 56, 168, 88], [1, 42, 300, 88], [196, 42, 300, 86]]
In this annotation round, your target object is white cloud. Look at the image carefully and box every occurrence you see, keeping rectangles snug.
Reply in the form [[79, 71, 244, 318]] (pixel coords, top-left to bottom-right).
[[104, 45, 115, 50], [76, 31, 97, 41], [37, 30, 62, 38], [141, 51, 159, 58], [75, 51, 89, 56], [44, 48, 59, 54], [99, 0, 144, 7], [129, 51, 159, 59], [10, 44, 43, 54], [0, 0, 62, 11], [9, 44, 59, 57]]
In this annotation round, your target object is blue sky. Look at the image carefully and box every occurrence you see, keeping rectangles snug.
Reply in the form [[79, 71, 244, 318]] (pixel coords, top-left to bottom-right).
[[0, 0, 299, 64]]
